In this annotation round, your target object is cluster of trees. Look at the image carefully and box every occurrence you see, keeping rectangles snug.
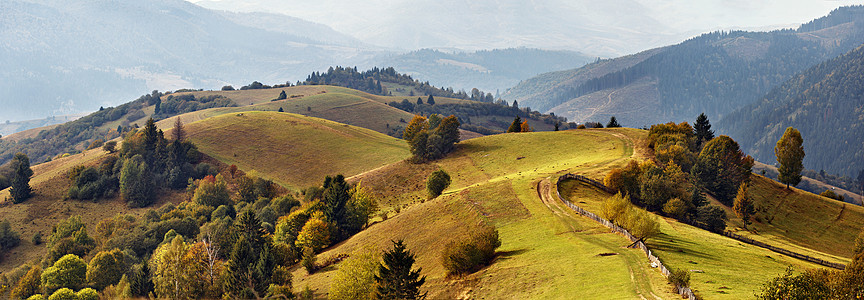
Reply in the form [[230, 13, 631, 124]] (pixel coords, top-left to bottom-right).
[[301, 66, 486, 100], [506, 116, 531, 133], [600, 193, 661, 243], [153, 94, 235, 119], [605, 114, 748, 233], [387, 98, 568, 134], [65, 118, 212, 207], [0, 90, 235, 168], [2, 166, 382, 298], [403, 115, 460, 162], [757, 228, 864, 299]]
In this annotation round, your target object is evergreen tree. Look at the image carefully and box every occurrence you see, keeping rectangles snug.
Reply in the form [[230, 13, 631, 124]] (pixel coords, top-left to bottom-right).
[[427, 95, 435, 105], [416, 97, 423, 105], [142, 118, 159, 153], [733, 183, 755, 229], [507, 116, 522, 133], [606, 116, 621, 128], [119, 155, 155, 208], [775, 127, 805, 189], [554, 122, 560, 131], [277, 90, 287, 100], [693, 113, 715, 146], [278, 107, 284, 112], [154, 98, 161, 115], [322, 175, 351, 240], [129, 261, 154, 297], [512, 100, 519, 109], [375, 240, 426, 300], [171, 117, 185, 142], [10, 152, 33, 203]]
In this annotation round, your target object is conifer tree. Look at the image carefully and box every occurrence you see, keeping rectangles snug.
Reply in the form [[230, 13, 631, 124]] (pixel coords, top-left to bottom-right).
[[507, 116, 522, 133], [606, 116, 621, 128], [375, 240, 426, 300], [694, 113, 714, 146], [733, 183, 755, 229], [142, 118, 158, 153], [277, 90, 287, 100], [10, 152, 33, 203], [171, 117, 185, 142], [775, 127, 805, 189], [426, 95, 434, 105]]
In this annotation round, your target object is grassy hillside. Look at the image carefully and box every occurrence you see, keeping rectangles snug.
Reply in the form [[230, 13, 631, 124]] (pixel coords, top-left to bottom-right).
[[0, 146, 185, 272], [184, 111, 409, 190], [292, 128, 687, 299], [559, 179, 824, 299], [723, 175, 864, 262]]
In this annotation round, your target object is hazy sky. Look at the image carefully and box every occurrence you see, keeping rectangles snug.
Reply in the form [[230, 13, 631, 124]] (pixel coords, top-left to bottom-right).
[[193, 0, 859, 55]]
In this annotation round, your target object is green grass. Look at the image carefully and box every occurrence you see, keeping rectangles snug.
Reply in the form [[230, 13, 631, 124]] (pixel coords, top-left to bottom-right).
[[185, 111, 409, 190], [559, 179, 831, 299], [293, 128, 679, 299], [723, 175, 864, 262]]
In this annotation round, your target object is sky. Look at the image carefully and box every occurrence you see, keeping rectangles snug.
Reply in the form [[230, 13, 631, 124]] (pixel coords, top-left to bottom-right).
[[190, 0, 861, 55]]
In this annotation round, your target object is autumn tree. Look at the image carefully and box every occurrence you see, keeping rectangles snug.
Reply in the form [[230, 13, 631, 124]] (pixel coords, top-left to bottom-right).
[[520, 120, 531, 132], [41, 254, 87, 294], [403, 114, 460, 162], [10, 152, 33, 203], [10, 266, 42, 300], [192, 175, 231, 207], [733, 183, 755, 229], [152, 236, 192, 299], [775, 127, 805, 189], [374, 240, 426, 300], [329, 246, 380, 300], [295, 213, 331, 252], [86, 249, 127, 290]]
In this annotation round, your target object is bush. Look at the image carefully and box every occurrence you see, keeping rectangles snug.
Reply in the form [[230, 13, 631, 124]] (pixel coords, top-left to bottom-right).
[[301, 247, 316, 274], [102, 141, 117, 153], [42, 254, 87, 294], [668, 269, 690, 289], [441, 225, 501, 276], [0, 219, 21, 250], [32, 232, 42, 245], [662, 198, 688, 220], [426, 170, 451, 198]]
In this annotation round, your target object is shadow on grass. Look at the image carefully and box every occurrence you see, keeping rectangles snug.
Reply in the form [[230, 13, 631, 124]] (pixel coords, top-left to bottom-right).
[[495, 248, 529, 260]]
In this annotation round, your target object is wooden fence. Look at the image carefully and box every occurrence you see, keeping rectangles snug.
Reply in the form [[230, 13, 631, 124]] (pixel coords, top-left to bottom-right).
[[721, 231, 845, 270], [555, 174, 698, 299]]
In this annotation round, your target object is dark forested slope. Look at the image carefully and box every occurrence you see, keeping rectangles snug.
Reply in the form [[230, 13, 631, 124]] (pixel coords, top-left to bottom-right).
[[719, 43, 864, 178], [504, 6, 864, 127]]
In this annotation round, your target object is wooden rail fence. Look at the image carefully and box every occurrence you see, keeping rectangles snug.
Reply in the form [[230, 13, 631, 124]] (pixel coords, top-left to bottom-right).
[[555, 174, 698, 299]]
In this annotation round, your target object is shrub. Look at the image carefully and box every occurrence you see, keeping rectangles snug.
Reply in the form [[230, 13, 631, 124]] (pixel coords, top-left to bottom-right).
[[668, 268, 690, 288], [47, 288, 75, 300], [662, 198, 688, 220], [301, 247, 316, 274], [426, 170, 451, 198], [102, 141, 117, 153], [441, 225, 501, 276], [0, 219, 21, 250], [32, 232, 42, 245], [329, 247, 379, 300], [11, 266, 42, 300]]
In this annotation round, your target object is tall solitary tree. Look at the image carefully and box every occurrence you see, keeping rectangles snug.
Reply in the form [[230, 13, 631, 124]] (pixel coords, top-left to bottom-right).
[[694, 113, 715, 147], [375, 240, 426, 300], [426, 95, 435, 105], [10, 152, 33, 203], [733, 183, 755, 229], [171, 118, 185, 142], [775, 127, 804, 189]]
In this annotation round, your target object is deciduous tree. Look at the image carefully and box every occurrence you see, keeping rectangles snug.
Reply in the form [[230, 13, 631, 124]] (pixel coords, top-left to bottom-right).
[[733, 183, 755, 229], [775, 127, 805, 189]]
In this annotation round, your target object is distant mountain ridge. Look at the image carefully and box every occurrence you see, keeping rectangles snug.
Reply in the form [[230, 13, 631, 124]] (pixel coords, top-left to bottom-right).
[[503, 6, 864, 127], [719, 43, 864, 177]]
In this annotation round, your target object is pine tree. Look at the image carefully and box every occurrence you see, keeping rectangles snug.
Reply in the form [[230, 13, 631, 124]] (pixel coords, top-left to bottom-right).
[[775, 127, 805, 189], [171, 117, 185, 142], [374, 240, 426, 300], [426, 95, 435, 105], [9, 152, 33, 203], [507, 116, 522, 133], [693, 113, 715, 146], [733, 183, 755, 229], [278, 107, 284, 112], [512, 100, 519, 109], [142, 118, 159, 153], [606, 116, 621, 128]]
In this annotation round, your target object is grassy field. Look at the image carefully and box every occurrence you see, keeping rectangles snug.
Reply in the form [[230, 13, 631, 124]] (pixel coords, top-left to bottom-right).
[[293, 128, 682, 299], [184, 111, 410, 191]]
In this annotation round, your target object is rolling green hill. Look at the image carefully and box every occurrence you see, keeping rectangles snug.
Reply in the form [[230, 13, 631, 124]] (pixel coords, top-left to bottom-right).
[[184, 111, 409, 190]]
